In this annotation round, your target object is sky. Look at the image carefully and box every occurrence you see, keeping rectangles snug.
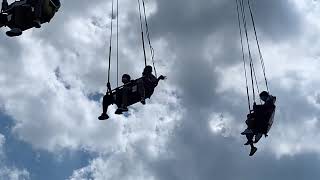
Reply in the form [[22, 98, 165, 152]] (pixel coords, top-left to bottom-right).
[[0, 0, 320, 179]]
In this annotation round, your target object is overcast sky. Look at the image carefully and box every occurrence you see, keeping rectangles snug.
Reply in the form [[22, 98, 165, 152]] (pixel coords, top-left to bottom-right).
[[0, 0, 320, 179]]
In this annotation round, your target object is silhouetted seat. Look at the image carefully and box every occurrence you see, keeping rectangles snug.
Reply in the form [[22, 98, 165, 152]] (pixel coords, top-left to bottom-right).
[[111, 77, 154, 107], [248, 98, 276, 137], [0, 0, 60, 31]]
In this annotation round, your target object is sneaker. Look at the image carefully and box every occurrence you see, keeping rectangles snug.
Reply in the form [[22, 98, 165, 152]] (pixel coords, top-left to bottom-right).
[[119, 107, 128, 112], [115, 109, 123, 115], [249, 147, 257, 156], [6, 28, 22, 37], [33, 20, 41, 28], [98, 113, 109, 120], [241, 129, 253, 135], [115, 107, 128, 115], [140, 99, 146, 105]]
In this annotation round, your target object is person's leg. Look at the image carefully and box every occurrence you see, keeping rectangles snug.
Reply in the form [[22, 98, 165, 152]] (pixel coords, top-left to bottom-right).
[[6, 6, 23, 37], [33, 0, 42, 28], [118, 87, 129, 111], [115, 87, 130, 114], [137, 79, 146, 104], [1, 0, 8, 11], [244, 133, 254, 145], [98, 94, 112, 120], [241, 118, 254, 135]]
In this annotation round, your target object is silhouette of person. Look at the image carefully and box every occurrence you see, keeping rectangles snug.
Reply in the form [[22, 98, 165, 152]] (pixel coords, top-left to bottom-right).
[[137, 65, 166, 104], [98, 74, 133, 120], [241, 91, 276, 156]]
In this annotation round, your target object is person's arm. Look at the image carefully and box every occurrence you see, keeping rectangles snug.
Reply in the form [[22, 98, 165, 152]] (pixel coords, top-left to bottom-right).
[[152, 75, 163, 87], [157, 75, 166, 81]]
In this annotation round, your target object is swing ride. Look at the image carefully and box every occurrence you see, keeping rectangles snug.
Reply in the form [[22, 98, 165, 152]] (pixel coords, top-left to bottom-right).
[[236, 0, 277, 156]]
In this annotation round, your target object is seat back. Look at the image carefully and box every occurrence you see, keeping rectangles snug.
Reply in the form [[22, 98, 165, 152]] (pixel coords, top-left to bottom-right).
[[255, 105, 276, 135], [265, 107, 276, 134], [42, 0, 60, 21]]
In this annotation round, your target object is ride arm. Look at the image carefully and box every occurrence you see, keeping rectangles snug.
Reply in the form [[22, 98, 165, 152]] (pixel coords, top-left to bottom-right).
[[107, 82, 112, 94]]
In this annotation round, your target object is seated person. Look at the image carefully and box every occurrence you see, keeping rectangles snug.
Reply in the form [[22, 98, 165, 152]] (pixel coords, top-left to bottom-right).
[[3, 0, 61, 36], [98, 74, 132, 120], [241, 91, 276, 156], [137, 65, 166, 104]]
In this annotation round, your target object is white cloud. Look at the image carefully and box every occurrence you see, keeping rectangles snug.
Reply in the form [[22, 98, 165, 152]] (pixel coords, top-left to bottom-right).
[[0, 168, 30, 180], [69, 155, 156, 180]]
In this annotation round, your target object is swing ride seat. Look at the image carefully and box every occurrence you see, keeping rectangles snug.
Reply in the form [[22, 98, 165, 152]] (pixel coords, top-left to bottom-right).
[[0, 0, 60, 31], [251, 101, 276, 136], [111, 77, 155, 108]]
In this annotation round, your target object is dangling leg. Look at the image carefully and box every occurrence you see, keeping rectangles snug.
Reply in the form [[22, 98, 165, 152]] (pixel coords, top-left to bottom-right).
[[241, 117, 254, 135], [116, 87, 129, 114], [244, 133, 254, 145], [245, 132, 258, 156], [1, 0, 8, 11], [33, 0, 42, 28], [5, 8, 22, 37], [98, 94, 112, 120], [137, 79, 146, 105]]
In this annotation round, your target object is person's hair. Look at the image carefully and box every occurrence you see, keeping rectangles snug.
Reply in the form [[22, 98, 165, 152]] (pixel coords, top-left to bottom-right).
[[259, 91, 269, 98], [122, 74, 131, 81], [143, 65, 153, 75]]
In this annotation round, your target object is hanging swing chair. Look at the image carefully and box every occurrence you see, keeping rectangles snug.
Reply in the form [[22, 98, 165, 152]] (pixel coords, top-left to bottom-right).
[[236, 0, 277, 155], [99, 0, 165, 120], [0, 0, 60, 37]]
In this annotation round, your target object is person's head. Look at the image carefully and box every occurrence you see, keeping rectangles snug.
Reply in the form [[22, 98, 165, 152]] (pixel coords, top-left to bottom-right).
[[122, 74, 131, 84], [259, 91, 269, 102], [143, 65, 153, 75]]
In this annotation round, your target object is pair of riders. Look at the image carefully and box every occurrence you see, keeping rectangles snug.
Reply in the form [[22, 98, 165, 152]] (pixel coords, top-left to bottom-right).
[[98, 65, 166, 120], [241, 91, 276, 156], [2, 0, 61, 36]]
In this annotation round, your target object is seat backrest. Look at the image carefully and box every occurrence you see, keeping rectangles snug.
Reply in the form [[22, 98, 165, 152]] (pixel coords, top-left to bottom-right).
[[257, 106, 276, 134]]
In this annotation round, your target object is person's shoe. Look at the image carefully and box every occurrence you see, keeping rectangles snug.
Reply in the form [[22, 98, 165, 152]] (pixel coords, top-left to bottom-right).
[[115, 109, 123, 115], [6, 28, 22, 37], [241, 129, 253, 135], [120, 107, 128, 112], [249, 147, 258, 156], [115, 107, 128, 114], [140, 98, 146, 105], [98, 113, 109, 120], [33, 20, 41, 28]]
